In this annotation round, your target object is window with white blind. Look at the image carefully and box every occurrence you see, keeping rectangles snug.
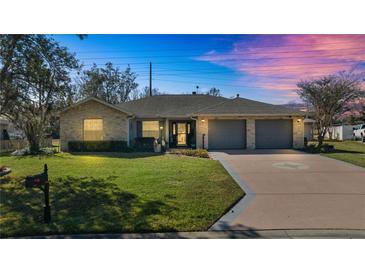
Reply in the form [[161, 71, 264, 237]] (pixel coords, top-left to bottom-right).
[[142, 121, 160, 138], [84, 119, 103, 141]]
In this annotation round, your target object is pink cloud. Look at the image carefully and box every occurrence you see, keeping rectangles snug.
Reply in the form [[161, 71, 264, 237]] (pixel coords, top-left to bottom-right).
[[197, 35, 365, 100]]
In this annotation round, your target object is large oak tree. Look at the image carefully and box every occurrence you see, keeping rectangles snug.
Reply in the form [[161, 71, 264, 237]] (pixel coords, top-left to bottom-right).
[[0, 35, 79, 153]]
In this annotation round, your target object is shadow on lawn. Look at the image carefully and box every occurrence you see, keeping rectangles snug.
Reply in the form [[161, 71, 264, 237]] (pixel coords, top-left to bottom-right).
[[0, 176, 176, 237], [69, 152, 162, 159]]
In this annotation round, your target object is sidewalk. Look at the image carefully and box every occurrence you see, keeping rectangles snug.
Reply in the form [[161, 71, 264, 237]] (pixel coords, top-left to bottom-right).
[[9, 229, 365, 239]]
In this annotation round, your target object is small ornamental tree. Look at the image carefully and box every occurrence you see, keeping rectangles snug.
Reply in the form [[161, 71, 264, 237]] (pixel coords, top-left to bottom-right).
[[297, 72, 364, 146]]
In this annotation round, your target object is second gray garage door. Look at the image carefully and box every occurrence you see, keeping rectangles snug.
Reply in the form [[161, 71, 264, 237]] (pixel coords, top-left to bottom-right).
[[255, 119, 293, 149], [208, 120, 246, 149]]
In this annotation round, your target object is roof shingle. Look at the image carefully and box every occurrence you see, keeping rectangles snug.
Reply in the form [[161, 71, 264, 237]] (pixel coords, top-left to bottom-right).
[[117, 94, 304, 117]]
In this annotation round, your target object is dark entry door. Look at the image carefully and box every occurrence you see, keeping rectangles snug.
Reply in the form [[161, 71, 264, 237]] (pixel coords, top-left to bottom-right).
[[208, 120, 246, 149], [170, 121, 195, 148]]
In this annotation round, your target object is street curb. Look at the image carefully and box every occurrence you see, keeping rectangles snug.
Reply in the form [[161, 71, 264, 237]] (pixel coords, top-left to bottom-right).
[[7, 229, 365, 239]]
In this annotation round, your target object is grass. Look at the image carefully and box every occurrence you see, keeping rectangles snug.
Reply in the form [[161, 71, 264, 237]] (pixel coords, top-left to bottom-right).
[[309, 140, 365, 168], [0, 152, 243, 237]]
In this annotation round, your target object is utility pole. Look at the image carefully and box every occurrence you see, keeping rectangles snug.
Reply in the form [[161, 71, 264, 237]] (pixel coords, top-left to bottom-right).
[[149, 62, 152, 96]]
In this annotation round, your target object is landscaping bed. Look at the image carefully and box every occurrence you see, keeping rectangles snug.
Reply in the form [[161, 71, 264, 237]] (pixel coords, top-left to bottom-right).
[[305, 141, 365, 168], [0, 153, 243, 237]]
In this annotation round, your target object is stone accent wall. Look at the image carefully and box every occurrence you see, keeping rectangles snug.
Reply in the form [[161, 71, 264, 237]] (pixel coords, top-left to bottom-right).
[[246, 118, 256, 149], [196, 117, 208, 149], [60, 100, 129, 151], [293, 116, 304, 149]]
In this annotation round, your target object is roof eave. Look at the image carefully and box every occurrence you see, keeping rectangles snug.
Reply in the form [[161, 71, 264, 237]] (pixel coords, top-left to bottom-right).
[[195, 113, 306, 117]]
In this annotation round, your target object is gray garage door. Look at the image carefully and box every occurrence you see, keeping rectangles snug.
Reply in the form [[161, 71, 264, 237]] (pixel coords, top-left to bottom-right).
[[255, 119, 293, 149], [208, 120, 246, 149]]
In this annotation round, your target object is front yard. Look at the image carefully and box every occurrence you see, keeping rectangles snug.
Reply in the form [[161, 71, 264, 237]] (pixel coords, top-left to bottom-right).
[[311, 141, 365, 168], [0, 153, 243, 237]]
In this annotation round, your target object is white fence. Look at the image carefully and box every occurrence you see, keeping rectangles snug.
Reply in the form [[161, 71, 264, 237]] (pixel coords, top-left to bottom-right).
[[0, 139, 52, 153], [325, 125, 354, 141]]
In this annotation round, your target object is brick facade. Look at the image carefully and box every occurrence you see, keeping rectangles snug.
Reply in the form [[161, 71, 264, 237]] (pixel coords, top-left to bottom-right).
[[60, 100, 129, 151]]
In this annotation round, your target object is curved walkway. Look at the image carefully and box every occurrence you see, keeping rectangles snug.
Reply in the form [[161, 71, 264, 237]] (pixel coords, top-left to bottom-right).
[[210, 150, 365, 231]]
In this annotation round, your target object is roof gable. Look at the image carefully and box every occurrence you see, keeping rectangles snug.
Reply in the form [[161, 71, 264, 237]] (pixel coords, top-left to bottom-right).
[[60, 97, 133, 116]]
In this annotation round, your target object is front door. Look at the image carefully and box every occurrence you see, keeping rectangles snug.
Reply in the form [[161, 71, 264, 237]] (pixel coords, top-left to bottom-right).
[[170, 121, 195, 148], [177, 123, 187, 146]]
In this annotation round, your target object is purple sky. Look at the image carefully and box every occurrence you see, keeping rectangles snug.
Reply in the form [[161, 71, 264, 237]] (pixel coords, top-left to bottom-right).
[[55, 34, 365, 104]]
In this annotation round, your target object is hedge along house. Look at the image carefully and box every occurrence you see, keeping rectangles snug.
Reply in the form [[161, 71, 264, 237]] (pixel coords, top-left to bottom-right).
[[60, 94, 305, 151]]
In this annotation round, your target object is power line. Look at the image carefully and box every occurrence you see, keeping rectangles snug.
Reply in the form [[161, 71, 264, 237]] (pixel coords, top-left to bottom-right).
[[151, 78, 291, 90], [129, 63, 359, 75], [74, 39, 365, 54], [77, 47, 365, 60], [79, 58, 364, 67]]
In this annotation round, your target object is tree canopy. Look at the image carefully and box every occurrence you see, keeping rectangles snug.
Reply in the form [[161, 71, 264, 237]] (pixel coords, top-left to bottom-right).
[[0, 34, 79, 152], [297, 72, 364, 145], [78, 62, 139, 104]]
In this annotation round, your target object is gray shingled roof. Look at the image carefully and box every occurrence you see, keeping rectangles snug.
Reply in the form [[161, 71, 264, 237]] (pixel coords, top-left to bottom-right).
[[194, 97, 304, 116], [117, 94, 304, 118], [117, 94, 227, 118]]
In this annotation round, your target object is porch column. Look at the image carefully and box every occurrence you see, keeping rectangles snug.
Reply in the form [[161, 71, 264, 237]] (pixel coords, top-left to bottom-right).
[[164, 119, 169, 148], [293, 117, 304, 148], [196, 117, 208, 149], [246, 118, 255, 149]]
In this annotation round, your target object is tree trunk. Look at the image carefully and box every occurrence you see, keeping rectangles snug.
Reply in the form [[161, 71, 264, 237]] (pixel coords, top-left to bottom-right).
[[317, 134, 324, 147], [24, 122, 42, 154], [28, 136, 40, 153]]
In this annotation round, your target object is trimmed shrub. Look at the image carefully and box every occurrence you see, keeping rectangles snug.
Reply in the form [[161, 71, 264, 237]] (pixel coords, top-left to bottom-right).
[[303, 144, 320, 153], [68, 141, 129, 152], [133, 137, 155, 152], [169, 149, 209, 158], [320, 144, 335, 153]]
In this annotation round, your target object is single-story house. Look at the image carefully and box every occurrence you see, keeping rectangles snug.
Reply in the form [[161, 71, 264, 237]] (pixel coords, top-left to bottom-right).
[[60, 93, 306, 151]]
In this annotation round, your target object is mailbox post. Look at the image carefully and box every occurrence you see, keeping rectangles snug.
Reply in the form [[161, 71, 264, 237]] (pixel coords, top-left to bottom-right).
[[24, 164, 51, 223]]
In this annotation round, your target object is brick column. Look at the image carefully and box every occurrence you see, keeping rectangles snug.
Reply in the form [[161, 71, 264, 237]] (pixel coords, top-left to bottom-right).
[[196, 117, 208, 149], [246, 118, 255, 149], [293, 117, 304, 148]]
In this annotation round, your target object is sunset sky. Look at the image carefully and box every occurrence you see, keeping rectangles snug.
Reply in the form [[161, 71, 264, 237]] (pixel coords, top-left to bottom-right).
[[55, 34, 365, 104]]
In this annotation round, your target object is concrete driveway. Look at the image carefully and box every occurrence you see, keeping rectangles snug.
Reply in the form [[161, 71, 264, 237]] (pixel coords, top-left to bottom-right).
[[210, 150, 365, 231]]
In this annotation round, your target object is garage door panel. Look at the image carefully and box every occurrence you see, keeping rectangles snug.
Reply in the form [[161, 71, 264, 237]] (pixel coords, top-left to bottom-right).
[[209, 120, 246, 149], [256, 120, 293, 149]]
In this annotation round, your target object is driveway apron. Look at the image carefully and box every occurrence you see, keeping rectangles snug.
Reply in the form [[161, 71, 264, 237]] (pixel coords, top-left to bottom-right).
[[210, 150, 365, 230]]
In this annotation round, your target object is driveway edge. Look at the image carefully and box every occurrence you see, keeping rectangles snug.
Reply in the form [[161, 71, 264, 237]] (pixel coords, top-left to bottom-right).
[[209, 152, 256, 231]]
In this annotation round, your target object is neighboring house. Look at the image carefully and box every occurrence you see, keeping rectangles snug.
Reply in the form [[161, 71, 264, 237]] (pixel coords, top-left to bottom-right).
[[0, 117, 23, 140], [60, 93, 306, 151], [325, 125, 355, 141]]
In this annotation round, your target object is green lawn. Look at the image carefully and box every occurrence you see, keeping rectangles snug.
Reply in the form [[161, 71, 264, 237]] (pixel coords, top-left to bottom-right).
[[311, 141, 365, 168], [0, 153, 243, 237]]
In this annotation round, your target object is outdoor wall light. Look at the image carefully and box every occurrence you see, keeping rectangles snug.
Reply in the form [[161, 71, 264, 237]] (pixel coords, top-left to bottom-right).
[[201, 119, 206, 122], [297, 119, 302, 123], [160, 126, 164, 130]]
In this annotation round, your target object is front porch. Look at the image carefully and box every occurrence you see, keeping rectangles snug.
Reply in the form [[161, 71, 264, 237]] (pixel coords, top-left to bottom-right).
[[130, 118, 197, 149]]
